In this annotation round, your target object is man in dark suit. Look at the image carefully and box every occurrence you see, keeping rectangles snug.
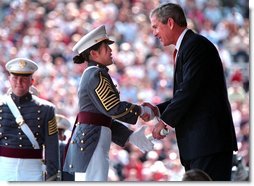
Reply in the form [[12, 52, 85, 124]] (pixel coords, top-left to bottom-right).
[[146, 2, 238, 181]]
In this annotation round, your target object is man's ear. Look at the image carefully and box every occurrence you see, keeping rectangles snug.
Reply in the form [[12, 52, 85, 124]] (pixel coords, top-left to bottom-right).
[[167, 17, 175, 30]]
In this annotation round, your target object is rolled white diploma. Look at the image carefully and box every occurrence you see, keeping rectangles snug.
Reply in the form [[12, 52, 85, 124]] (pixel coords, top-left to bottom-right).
[[146, 117, 169, 141]]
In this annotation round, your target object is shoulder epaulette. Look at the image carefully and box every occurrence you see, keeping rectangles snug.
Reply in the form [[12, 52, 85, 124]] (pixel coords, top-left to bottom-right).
[[32, 95, 55, 108], [0, 94, 7, 105]]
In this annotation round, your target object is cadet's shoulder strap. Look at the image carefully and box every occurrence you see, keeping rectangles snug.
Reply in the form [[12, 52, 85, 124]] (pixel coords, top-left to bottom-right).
[[5, 95, 40, 149]]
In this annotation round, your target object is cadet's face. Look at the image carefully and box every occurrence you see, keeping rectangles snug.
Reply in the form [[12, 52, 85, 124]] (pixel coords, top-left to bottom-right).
[[9, 74, 33, 96], [97, 42, 114, 66]]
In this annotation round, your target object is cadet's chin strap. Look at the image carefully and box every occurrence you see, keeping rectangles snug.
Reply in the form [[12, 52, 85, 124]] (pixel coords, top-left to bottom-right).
[[5, 95, 40, 149]]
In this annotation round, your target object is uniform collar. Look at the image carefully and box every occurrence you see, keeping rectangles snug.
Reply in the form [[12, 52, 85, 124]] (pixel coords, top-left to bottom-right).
[[11, 92, 32, 105], [88, 60, 109, 71]]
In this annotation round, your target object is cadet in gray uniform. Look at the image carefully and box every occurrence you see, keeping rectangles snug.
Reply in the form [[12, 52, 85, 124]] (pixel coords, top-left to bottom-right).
[[0, 58, 59, 181], [56, 114, 74, 181], [63, 25, 155, 181]]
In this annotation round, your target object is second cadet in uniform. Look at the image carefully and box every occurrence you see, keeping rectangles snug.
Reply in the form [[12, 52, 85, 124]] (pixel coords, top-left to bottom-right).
[[56, 114, 74, 181], [63, 25, 155, 181], [0, 58, 59, 181]]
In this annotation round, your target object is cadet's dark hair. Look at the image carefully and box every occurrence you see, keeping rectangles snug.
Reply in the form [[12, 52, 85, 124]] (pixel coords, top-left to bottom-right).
[[73, 41, 104, 64], [150, 3, 187, 27]]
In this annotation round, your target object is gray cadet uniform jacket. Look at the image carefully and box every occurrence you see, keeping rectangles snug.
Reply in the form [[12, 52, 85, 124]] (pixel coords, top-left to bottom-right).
[[64, 61, 141, 173], [0, 92, 59, 180]]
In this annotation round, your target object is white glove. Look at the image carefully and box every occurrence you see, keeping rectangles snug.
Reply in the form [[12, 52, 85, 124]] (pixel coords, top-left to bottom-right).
[[140, 106, 155, 120], [129, 126, 154, 153]]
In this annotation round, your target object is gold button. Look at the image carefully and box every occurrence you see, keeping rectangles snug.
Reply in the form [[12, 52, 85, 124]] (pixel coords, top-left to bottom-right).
[[38, 125, 41, 128], [5, 143, 8, 146], [82, 133, 85, 136], [19, 137, 22, 140], [69, 165, 73, 168], [19, 144, 22, 147], [80, 148, 84, 151], [81, 140, 84, 143]]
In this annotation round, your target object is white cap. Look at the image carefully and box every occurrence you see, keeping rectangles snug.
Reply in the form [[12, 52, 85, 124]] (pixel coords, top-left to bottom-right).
[[5, 58, 38, 75], [56, 114, 71, 130], [72, 25, 114, 54]]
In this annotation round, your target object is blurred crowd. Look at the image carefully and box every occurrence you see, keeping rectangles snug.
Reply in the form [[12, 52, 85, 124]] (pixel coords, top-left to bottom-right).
[[0, 0, 249, 181]]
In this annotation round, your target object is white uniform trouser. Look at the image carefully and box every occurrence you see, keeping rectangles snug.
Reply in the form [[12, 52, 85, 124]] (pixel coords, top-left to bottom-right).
[[0, 156, 43, 181], [75, 126, 111, 181]]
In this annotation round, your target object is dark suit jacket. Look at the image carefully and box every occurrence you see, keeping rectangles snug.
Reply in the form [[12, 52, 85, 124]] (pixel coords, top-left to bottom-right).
[[157, 29, 238, 161]]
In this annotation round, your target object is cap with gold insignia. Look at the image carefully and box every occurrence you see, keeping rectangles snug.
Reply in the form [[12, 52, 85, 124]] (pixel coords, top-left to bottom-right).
[[72, 25, 114, 54], [5, 58, 38, 76], [56, 114, 71, 130]]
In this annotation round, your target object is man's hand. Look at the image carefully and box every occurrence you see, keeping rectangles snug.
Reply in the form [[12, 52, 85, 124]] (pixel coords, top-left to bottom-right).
[[140, 102, 160, 121], [152, 119, 168, 140], [142, 102, 160, 117], [140, 105, 154, 121], [129, 126, 154, 153]]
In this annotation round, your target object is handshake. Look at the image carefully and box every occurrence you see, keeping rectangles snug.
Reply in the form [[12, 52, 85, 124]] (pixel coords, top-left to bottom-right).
[[128, 102, 170, 153], [140, 102, 160, 122], [140, 102, 169, 139]]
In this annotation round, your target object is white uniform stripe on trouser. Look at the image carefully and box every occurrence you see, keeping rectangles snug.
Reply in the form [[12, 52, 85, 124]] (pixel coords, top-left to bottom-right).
[[75, 126, 112, 181], [0, 156, 43, 181]]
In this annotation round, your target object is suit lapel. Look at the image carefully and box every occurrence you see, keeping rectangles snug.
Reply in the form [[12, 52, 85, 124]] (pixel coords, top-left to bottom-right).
[[173, 29, 195, 93]]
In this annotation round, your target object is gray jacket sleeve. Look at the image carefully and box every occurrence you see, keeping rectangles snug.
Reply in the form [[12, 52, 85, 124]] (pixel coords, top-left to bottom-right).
[[32, 96, 59, 180], [111, 120, 133, 147], [44, 106, 60, 180]]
